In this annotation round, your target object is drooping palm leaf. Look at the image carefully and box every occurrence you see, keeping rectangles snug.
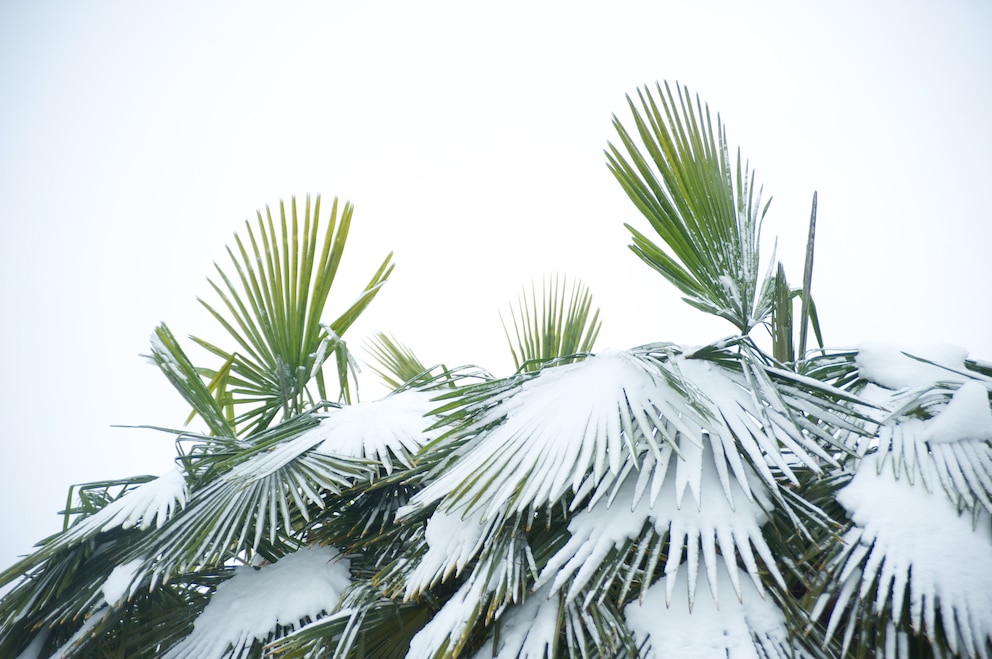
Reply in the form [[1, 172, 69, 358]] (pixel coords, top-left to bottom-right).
[[607, 81, 774, 333]]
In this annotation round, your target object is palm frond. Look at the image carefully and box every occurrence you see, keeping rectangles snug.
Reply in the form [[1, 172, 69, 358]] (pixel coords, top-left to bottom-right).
[[411, 340, 866, 524], [607, 81, 774, 333], [162, 545, 351, 659], [501, 275, 602, 373], [189, 195, 394, 435], [812, 453, 992, 658], [365, 332, 433, 390]]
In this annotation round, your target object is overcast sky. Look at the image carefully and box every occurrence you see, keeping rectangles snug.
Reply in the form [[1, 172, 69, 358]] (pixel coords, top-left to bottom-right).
[[1, 0, 990, 570]]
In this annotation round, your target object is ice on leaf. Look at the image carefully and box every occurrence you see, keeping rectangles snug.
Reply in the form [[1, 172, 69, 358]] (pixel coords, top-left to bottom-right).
[[164, 545, 351, 659]]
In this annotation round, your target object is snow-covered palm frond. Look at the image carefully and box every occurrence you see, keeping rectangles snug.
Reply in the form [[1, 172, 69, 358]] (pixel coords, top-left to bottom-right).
[[467, 583, 561, 659], [398, 509, 544, 658], [855, 343, 992, 513], [304, 389, 442, 475], [402, 505, 499, 599], [535, 436, 784, 612], [411, 340, 863, 525], [0, 466, 187, 594], [127, 415, 374, 586], [626, 564, 799, 659], [810, 348, 992, 658], [813, 454, 992, 659], [410, 348, 667, 521], [266, 581, 432, 659], [164, 545, 351, 659]]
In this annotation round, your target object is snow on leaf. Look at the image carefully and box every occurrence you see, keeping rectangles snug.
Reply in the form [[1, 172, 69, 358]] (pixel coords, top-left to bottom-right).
[[100, 558, 143, 606], [924, 381, 992, 444], [164, 545, 351, 659], [410, 350, 667, 519], [404, 505, 496, 599], [20, 466, 188, 574], [85, 466, 188, 534], [49, 608, 109, 659], [305, 389, 438, 473], [871, 382, 992, 513], [406, 571, 489, 659], [822, 454, 992, 658], [468, 583, 559, 659], [856, 342, 971, 390], [537, 435, 781, 610], [625, 563, 796, 659]]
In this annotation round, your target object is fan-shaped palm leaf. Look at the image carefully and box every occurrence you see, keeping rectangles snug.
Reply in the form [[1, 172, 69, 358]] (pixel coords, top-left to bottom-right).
[[607, 81, 774, 333], [190, 195, 394, 436]]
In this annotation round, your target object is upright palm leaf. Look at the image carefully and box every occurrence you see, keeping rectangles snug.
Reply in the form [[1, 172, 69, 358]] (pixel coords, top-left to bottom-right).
[[192, 195, 394, 435], [607, 81, 774, 333], [501, 275, 602, 373]]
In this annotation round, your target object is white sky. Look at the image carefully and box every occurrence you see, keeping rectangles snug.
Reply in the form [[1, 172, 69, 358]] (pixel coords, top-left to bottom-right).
[[1, 0, 990, 570]]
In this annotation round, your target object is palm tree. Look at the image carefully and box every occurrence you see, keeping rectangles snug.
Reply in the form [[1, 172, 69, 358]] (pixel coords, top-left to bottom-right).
[[2, 82, 991, 659]]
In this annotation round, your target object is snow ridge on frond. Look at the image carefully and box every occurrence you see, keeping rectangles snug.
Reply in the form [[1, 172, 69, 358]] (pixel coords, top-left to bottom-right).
[[164, 545, 351, 659], [308, 389, 440, 473], [815, 454, 992, 658], [536, 434, 781, 610]]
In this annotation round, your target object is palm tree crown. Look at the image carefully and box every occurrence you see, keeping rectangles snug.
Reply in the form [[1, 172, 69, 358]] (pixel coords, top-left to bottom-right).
[[2, 83, 990, 659]]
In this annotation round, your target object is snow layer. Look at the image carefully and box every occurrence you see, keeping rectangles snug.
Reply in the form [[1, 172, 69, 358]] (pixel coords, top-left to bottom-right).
[[625, 565, 794, 659], [832, 454, 992, 656], [406, 572, 488, 658], [404, 505, 495, 598], [307, 390, 437, 473], [78, 466, 187, 534], [856, 342, 970, 389], [164, 545, 351, 659], [923, 381, 992, 443], [101, 558, 144, 606], [468, 584, 559, 659], [409, 350, 671, 518], [537, 436, 780, 608]]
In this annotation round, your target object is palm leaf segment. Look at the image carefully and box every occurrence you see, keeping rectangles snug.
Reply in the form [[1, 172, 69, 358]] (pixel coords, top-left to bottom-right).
[[607, 81, 774, 333]]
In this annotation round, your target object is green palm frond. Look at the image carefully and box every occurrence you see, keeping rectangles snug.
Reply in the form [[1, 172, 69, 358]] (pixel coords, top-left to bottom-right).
[[607, 81, 774, 333], [189, 195, 393, 436], [501, 275, 602, 373], [150, 323, 237, 438], [365, 332, 433, 390]]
